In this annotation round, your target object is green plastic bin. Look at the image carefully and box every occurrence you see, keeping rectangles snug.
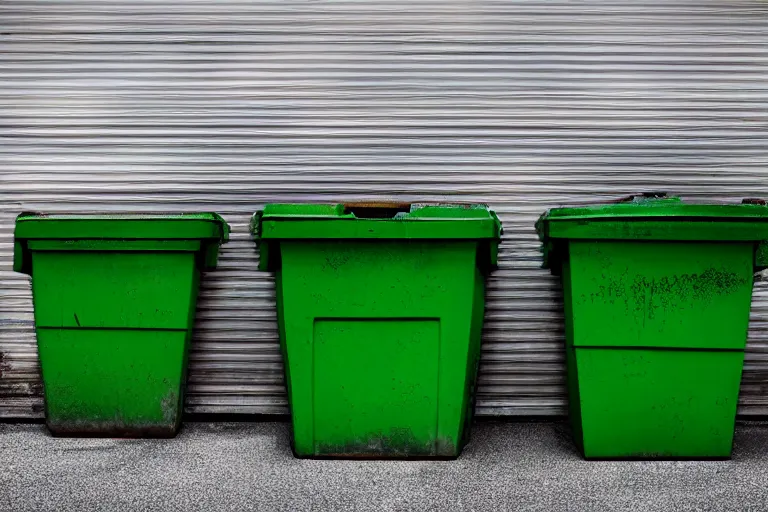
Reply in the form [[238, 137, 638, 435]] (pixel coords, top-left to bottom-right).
[[252, 203, 501, 458], [536, 194, 768, 459], [14, 213, 229, 437]]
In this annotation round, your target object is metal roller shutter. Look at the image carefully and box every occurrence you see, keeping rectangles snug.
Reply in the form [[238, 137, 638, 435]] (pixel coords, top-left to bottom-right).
[[2, 0, 768, 418]]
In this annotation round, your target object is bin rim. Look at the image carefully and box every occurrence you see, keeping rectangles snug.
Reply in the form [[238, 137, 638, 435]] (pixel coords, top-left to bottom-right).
[[536, 195, 768, 271], [251, 202, 502, 241], [15, 212, 230, 241], [13, 212, 230, 275], [251, 202, 502, 273], [540, 196, 768, 223]]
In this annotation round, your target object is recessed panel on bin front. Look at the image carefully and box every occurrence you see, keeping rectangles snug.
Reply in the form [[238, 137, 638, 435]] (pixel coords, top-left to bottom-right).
[[313, 318, 440, 456]]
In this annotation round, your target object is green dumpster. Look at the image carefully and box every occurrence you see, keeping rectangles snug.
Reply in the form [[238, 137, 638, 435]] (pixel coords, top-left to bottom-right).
[[536, 194, 768, 459], [252, 203, 501, 458], [14, 213, 229, 437]]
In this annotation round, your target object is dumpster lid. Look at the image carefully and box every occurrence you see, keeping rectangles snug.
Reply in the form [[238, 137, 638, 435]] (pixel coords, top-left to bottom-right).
[[15, 212, 230, 242], [537, 194, 768, 271], [252, 203, 502, 240]]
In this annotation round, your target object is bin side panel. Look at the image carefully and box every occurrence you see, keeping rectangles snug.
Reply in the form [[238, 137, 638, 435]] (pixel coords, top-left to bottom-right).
[[38, 328, 189, 437], [31, 251, 199, 330], [274, 269, 293, 411], [567, 240, 754, 350], [435, 249, 481, 457], [277, 240, 480, 457], [459, 265, 488, 448], [561, 258, 585, 454], [574, 347, 744, 458]]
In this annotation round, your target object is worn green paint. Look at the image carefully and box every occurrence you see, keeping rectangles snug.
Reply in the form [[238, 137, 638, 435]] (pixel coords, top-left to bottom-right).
[[253, 204, 501, 458], [14, 213, 228, 437], [538, 196, 766, 459]]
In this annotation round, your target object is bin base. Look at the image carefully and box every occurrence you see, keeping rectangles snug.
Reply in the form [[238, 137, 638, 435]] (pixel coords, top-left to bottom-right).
[[292, 435, 463, 459], [292, 452, 462, 461], [569, 347, 744, 459]]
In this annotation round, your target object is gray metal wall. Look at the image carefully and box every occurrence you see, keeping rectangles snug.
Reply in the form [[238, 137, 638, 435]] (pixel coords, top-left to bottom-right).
[[2, 0, 768, 418]]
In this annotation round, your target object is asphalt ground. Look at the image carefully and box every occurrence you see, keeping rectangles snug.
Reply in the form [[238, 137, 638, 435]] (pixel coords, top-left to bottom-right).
[[1, 420, 767, 511]]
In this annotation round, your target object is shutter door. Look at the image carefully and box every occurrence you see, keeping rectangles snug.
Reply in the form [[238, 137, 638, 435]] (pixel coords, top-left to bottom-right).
[[2, 0, 768, 418]]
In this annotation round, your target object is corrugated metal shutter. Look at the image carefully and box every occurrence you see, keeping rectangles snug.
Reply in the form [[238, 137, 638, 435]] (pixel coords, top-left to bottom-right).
[[2, 0, 768, 418]]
